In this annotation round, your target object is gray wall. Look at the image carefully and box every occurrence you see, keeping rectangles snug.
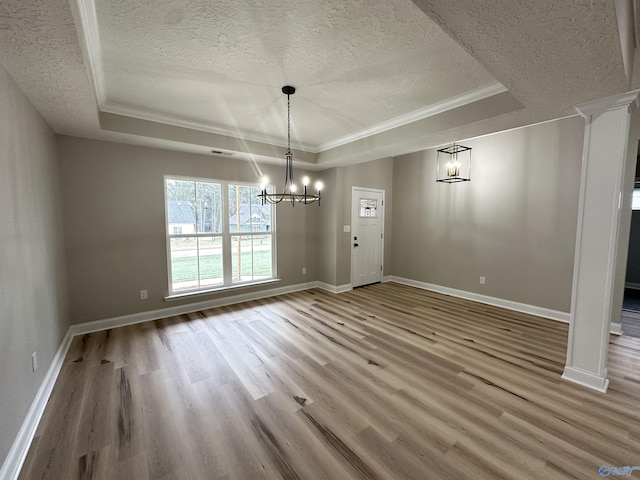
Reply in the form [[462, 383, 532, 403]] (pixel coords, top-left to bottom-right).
[[0, 67, 69, 466], [316, 168, 339, 285], [316, 158, 394, 287], [390, 116, 584, 312], [57, 136, 318, 324]]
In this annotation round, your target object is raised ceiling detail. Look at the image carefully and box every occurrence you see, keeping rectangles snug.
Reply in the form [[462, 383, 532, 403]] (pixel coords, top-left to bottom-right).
[[0, 0, 631, 167], [76, 0, 502, 151]]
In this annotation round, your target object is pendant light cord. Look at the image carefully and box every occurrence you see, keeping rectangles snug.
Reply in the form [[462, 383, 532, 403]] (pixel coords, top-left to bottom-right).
[[287, 92, 291, 153]]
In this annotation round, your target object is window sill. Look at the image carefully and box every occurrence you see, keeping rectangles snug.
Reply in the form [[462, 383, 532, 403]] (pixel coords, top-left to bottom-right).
[[164, 278, 281, 302]]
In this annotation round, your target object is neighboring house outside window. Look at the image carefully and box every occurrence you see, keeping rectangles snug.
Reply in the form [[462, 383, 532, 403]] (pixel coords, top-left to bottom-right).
[[165, 177, 275, 295], [228, 205, 271, 233], [167, 201, 196, 234]]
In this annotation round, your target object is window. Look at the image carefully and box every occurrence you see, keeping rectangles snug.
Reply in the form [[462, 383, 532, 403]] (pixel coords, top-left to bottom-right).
[[359, 198, 378, 218], [165, 177, 275, 295], [633, 189, 640, 210]]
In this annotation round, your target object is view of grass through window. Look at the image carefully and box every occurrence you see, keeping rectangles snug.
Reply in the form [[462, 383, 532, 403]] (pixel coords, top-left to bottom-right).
[[166, 178, 274, 293]]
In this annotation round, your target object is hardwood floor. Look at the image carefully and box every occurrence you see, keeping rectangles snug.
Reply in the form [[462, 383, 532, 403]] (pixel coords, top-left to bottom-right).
[[622, 309, 640, 339], [19, 283, 640, 479]]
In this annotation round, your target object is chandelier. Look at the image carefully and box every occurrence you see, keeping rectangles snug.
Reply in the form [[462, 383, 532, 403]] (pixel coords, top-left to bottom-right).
[[258, 86, 323, 206], [436, 143, 472, 183]]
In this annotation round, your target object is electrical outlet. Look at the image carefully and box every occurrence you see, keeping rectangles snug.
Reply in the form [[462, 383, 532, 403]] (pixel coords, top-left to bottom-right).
[[302, 267, 307, 275], [479, 276, 486, 285], [140, 289, 148, 299], [31, 352, 37, 372]]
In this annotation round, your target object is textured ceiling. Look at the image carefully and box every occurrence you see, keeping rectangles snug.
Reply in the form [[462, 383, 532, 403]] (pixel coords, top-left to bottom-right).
[[411, 0, 628, 117], [0, 0, 632, 167], [94, 0, 498, 150], [0, 0, 98, 139]]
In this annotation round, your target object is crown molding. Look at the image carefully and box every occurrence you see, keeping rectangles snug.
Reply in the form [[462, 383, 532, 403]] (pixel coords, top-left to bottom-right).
[[575, 90, 640, 117], [102, 83, 507, 155], [317, 83, 508, 152], [72, 0, 105, 105], [73, 0, 316, 152], [100, 101, 317, 152], [74, 0, 507, 157]]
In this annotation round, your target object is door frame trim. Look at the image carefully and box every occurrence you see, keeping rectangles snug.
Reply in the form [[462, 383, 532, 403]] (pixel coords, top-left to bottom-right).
[[350, 186, 385, 288]]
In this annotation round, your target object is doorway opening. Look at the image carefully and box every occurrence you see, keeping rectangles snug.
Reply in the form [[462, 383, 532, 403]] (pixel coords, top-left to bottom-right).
[[622, 142, 640, 338]]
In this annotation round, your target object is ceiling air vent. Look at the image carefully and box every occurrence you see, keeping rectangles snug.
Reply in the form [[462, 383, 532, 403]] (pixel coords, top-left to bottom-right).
[[210, 149, 233, 156]]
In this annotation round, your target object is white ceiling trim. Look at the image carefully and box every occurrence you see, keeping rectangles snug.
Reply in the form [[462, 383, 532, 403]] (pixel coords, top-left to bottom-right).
[[317, 82, 507, 152], [73, 0, 316, 153], [73, 0, 105, 106], [574, 89, 640, 116], [101, 82, 508, 156], [99, 100, 318, 152], [74, 0, 506, 156]]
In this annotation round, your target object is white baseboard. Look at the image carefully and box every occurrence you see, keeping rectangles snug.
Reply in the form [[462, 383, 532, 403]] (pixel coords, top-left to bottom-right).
[[609, 322, 623, 335], [386, 276, 570, 323], [0, 329, 73, 480], [70, 281, 319, 336], [562, 366, 609, 393], [316, 282, 352, 294]]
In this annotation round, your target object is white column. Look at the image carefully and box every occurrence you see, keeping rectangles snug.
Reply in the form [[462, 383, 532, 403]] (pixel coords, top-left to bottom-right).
[[563, 91, 639, 393]]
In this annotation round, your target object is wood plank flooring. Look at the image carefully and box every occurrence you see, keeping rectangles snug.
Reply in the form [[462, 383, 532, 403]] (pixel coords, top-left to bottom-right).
[[622, 309, 640, 339], [18, 283, 640, 479]]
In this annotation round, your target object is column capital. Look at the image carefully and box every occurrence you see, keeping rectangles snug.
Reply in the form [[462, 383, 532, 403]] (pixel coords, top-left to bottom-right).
[[575, 90, 640, 117]]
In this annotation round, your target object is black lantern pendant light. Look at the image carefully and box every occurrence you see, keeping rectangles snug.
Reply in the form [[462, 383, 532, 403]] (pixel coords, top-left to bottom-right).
[[436, 143, 472, 183], [258, 86, 322, 206]]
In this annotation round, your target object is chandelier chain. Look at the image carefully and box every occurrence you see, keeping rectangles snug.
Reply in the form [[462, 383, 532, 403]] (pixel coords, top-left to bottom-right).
[[287, 92, 291, 153]]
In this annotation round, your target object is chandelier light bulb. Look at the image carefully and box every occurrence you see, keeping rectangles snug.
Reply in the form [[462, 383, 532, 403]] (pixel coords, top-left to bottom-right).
[[260, 176, 269, 189], [290, 184, 297, 193], [302, 176, 309, 187], [315, 181, 323, 191]]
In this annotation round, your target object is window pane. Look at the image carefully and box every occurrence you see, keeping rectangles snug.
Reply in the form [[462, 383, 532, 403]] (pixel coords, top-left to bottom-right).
[[229, 185, 249, 233], [196, 182, 222, 233], [229, 184, 271, 233], [231, 235, 272, 283], [166, 180, 196, 235], [633, 189, 640, 210], [252, 186, 271, 231], [359, 198, 377, 218], [198, 237, 223, 287], [170, 237, 199, 291], [166, 178, 274, 294]]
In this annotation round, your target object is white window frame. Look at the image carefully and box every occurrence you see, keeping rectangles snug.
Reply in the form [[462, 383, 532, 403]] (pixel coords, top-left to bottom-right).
[[164, 175, 277, 298]]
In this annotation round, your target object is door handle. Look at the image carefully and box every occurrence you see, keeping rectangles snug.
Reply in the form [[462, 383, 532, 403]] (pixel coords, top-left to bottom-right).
[[353, 243, 359, 247]]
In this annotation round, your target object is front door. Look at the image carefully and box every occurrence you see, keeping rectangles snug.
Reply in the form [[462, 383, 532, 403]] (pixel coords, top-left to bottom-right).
[[351, 187, 384, 288]]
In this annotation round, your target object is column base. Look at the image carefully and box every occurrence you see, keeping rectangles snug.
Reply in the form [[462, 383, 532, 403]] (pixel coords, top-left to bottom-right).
[[562, 366, 609, 393], [610, 322, 623, 335]]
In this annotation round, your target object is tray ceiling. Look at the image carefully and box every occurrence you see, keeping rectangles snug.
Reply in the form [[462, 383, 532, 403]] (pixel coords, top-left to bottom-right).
[[88, 0, 501, 151], [0, 0, 630, 167]]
